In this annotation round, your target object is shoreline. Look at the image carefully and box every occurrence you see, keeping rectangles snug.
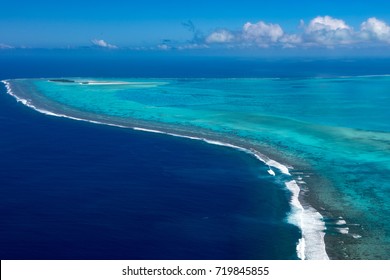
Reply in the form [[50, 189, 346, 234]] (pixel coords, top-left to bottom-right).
[[2, 78, 332, 260]]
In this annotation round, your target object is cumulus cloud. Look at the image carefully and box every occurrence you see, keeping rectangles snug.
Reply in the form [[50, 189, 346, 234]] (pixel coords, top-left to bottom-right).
[[91, 39, 118, 49], [279, 34, 302, 48], [179, 16, 390, 50], [303, 16, 354, 45], [205, 20, 296, 48], [206, 30, 234, 43], [360, 17, 390, 43], [242, 21, 284, 44], [306, 16, 350, 33], [241, 21, 304, 47]]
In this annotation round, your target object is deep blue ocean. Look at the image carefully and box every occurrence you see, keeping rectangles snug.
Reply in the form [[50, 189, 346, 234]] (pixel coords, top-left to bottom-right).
[[0, 50, 297, 260], [1, 49, 390, 260]]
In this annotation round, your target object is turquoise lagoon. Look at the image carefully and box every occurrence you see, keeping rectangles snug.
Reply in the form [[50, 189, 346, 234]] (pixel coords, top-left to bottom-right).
[[4, 76, 390, 259]]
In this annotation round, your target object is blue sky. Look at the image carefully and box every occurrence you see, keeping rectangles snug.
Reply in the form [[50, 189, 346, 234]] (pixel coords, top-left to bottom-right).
[[1, 0, 390, 54]]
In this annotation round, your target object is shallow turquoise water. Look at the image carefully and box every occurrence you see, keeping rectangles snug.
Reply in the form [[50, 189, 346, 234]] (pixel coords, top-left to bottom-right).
[[6, 77, 390, 259]]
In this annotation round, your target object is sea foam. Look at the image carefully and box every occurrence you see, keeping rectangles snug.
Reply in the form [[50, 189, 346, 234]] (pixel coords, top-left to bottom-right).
[[285, 180, 328, 260], [1, 79, 330, 260]]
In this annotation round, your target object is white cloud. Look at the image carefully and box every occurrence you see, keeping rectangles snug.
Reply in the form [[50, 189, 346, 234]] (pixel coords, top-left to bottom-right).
[[91, 39, 118, 49], [205, 21, 299, 48], [304, 16, 354, 45], [206, 30, 234, 43], [198, 16, 390, 50], [242, 21, 284, 45], [360, 17, 390, 43], [279, 34, 302, 44], [306, 16, 350, 33], [0, 43, 14, 49]]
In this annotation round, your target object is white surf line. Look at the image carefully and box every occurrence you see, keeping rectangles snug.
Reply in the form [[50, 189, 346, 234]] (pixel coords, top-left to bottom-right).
[[285, 181, 328, 260], [1, 80, 129, 128], [2, 79, 329, 260], [251, 149, 328, 260]]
